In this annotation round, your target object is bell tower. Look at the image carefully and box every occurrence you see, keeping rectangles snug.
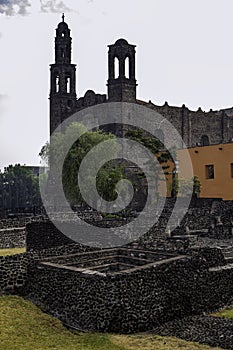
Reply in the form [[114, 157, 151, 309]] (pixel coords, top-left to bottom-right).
[[50, 14, 77, 134], [107, 39, 137, 102]]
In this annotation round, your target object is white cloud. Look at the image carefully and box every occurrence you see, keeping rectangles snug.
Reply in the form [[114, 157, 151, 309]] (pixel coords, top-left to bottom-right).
[[0, 0, 31, 16], [40, 0, 72, 13]]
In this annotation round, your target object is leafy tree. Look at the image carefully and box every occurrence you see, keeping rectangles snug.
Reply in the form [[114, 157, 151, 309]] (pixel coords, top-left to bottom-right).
[[125, 128, 172, 167], [170, 175, 201, 197], [192, 175, 201, 197], [0, 164, 42, 211], [40, 123, 124, 207], [125, 128, 173, 197], [40, 125, 176, 208]]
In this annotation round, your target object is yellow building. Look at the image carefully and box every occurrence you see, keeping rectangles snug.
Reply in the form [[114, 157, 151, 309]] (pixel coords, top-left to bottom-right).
[[176, 142, 233, 200]]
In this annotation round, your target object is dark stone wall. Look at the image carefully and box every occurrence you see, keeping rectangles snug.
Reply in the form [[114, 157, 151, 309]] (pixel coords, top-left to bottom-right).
[[22, 251, 233, 333], [0, 217, 45, 229], [0, 228, 25, 249], [0, 216, 47, 249], [26, 221, 76, 251], [25, 199, 233, 252], [140, 98, 233, 148], [0, 242, 96, 295], [0, 253, 30, 294]]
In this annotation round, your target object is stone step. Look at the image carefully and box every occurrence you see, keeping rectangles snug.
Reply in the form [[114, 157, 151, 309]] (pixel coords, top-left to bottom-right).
[[224, 256, 233, 264], [222, 250, 233, 258], [221, 246, 233, 252]]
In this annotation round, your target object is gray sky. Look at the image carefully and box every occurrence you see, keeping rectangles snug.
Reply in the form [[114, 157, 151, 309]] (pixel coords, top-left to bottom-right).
[[1, 0, 233, 169]]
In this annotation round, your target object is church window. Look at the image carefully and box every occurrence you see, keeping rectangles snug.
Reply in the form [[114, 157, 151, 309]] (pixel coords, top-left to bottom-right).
[[114, 57, 119, 79], [125, 57, 130, 79], [55, 75, 60, 93], [206, 164, 214, 179], [201, 135, 210, 146], [66, 76, 71, 93]]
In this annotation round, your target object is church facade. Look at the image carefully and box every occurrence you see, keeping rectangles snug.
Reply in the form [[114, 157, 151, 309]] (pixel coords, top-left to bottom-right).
[[49, 17, 233, 148], [49, 17, 233, 200]]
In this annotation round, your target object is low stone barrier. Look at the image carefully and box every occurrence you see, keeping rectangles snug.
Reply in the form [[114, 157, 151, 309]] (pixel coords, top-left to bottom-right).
[[22, 247, 233, 333], [0, 227, 26, 249]]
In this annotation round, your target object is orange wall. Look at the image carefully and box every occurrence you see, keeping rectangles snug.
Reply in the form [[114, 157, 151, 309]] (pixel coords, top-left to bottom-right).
[[177, 143, 233, 200]]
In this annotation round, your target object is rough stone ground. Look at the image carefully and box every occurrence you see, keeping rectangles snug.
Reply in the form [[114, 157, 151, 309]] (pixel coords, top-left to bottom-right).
[[152, 315, 233, 350]]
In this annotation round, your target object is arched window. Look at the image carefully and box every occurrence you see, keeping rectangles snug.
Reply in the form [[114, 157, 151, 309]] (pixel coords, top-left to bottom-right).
[[114, 57, 119, 79], [125, 57, 130, 79], [154, 129, 164, 144], [55, 75, 60, 93], [200, 135, 210, 146], [66, 76, 71, 93], [62, 32, 65, 37], [61, 48, 65, 58]]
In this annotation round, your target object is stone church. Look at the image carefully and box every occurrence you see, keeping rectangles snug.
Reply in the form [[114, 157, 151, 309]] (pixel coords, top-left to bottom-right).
[[49, 16, 233, 148]]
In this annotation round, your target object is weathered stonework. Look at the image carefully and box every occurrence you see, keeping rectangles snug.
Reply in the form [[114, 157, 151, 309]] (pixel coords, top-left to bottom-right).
[[0, 216, 47, 249], [0, 227, 25, 249], [50, 18, 233, 148], [1, 198, 233, 333], [22, 246, 233, 333]]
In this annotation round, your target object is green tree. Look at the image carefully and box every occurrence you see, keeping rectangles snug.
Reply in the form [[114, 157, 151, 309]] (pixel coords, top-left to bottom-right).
[[170, 175, 201, 197], [125, 128, 173, 197], [40, 123, 124, 207], [125, 128, 172, 167], [193, 175, 201, 197], [0, 164, 41, 210]]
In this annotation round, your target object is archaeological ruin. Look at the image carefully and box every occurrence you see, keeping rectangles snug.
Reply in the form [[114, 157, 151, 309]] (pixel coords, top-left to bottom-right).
[[1, 17, 233, 349]]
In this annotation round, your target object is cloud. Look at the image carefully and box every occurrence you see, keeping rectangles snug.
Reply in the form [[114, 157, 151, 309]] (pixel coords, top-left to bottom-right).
[[0, 0, 31, 16], [40, 0, 72, 13]]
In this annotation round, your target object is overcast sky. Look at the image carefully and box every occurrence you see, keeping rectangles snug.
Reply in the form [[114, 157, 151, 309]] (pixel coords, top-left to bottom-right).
[[1, 0, 233, 169]]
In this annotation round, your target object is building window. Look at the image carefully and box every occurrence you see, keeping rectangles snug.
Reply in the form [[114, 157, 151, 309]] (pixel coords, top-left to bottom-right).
[[231, 163, 233, 178], [201, 135, 210, 146], [114, 57, 119, 79], [55, 75, 60, 93], [125, 57, 130, 79], [66, 76, 71, 93], [206, 164, 214, 179]]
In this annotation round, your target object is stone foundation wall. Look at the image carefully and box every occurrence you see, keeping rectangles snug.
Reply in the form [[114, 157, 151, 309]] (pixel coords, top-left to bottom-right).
[[22, 250, 233, 333], [0, 216, 47, 249], [0, 216, 47, 229], [0, 242, 96, 295], [26, 221, 75, 251], [0, 253, 30, 294], [0, 227, 26, 249]]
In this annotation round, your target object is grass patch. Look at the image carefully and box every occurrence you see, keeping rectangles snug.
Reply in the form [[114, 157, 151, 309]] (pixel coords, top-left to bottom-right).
[[112, 334, 222, 350], [0, 295, 223, 350], [0, 295, 126, 350], [0, 247, 26, 256], [212, 306, 233, 319]]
